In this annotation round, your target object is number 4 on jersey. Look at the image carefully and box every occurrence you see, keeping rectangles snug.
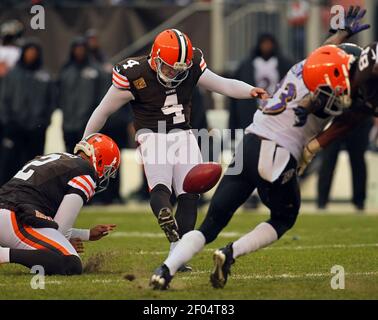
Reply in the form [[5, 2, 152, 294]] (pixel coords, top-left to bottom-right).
[[123, 60, 140, 69], [161, 93, 185, 124]]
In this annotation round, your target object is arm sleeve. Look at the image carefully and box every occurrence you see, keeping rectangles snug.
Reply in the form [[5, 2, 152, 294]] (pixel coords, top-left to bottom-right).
[[54, 194, 84, 239], [83, 85, 134, 137], [197, 68, 255, 99]]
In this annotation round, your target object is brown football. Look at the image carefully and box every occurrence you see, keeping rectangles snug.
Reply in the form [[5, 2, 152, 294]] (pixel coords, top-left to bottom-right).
[[183, 162, 222, 194]]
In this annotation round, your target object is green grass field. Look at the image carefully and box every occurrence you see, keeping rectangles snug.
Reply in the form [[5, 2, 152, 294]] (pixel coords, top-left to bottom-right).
[[1, 209, 377, 300]]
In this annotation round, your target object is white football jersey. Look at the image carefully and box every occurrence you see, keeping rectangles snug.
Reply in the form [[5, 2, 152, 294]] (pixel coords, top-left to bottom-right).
[[246, 60, 332, 161]]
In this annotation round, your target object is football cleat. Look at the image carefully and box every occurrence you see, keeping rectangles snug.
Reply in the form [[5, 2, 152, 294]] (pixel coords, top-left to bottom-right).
[[210, 243, 235, 289], [157, 208, 180, 243], [150, 264, 173, 290], [177, 264, 193, 273]]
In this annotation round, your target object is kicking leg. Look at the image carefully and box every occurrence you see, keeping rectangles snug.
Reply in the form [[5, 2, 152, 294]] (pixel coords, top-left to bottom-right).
[[151, 167, 255, 290], [150, 184, 179, 243]]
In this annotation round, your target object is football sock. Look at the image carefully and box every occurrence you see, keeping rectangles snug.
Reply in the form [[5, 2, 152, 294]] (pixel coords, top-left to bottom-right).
[[0, 247, 10, 263], [168, 241, 179, 257], [232, 222, 278, 259], [150, 184, 172, 218], [175, 193, 199, 237], [164, 230, 205, 275]]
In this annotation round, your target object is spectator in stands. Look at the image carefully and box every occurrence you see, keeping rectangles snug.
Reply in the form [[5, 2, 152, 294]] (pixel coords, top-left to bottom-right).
[[0, 19, 23, 178], [58, 36, 106, 153], [229, 33, 293, 135], [317, 116, 374, 211], [0, 39, 55, 184], [85, 28, 107, 64], [0, 20, 23, 78]]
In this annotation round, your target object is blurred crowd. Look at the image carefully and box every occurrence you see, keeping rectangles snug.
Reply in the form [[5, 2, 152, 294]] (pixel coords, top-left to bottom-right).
[[0, 18, 377, 210], [0, 0, 207, 8]]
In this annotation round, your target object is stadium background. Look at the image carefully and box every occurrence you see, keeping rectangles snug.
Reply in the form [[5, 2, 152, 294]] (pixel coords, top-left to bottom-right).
[[1, 0, 378, 208]]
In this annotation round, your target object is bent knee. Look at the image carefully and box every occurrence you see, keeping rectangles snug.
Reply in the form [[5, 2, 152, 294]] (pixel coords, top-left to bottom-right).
[[63, 255, 82, 275], [269, 209, 299, 238]]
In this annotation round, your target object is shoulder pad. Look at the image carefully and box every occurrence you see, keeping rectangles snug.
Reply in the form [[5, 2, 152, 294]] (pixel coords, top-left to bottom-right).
[[113, 57, 145, 90]]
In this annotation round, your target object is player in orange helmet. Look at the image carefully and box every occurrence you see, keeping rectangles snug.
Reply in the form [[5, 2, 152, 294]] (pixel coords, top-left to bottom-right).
[[83, 28, 269, 269], [0, 133, 120, 275]]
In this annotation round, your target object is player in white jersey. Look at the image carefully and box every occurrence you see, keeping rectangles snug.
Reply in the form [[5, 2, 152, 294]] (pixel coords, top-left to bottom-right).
[[246, 59, 331, 162], [149, 5, 369, 290]]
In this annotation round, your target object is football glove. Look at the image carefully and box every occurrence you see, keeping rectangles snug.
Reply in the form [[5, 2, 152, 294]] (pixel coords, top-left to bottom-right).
[[329, 6, 370, 38], [297, 139, 321, 176], [293, 106, 308, 127]]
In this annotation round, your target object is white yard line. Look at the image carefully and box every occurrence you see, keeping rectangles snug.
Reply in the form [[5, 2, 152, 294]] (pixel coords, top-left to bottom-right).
[[115, 237, 378, 255], [22, 271, 378, 286], [110, 231, 241, 238], [180, 271, 378, 281]]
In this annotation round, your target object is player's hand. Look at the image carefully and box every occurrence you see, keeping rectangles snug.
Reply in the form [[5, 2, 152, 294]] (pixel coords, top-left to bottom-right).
[[251, 87, 269, 100], [345, 6, 370, 37], [330, 6, 370, 37], [70, 238, 84, 253], [297, 139, 321, 176], [89, 224, 116, 241], [293, 106, 308, 127]]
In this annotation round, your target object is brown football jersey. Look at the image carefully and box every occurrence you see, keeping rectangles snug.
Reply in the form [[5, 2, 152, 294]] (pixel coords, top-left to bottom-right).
[[352, 42, 378, 116], [0, 153, 98, 218], [112, 48, 207, 132]]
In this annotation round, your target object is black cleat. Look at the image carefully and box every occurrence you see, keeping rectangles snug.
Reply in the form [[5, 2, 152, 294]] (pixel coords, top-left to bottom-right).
[[157, 208, 180, 243], [177, 264, 193, 273], [210, 243, 235, 289], [150, 264, 173, 290]]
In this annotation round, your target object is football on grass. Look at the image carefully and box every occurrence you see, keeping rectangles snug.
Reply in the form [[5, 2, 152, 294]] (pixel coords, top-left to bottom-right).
[[183, 162, 222, 194]]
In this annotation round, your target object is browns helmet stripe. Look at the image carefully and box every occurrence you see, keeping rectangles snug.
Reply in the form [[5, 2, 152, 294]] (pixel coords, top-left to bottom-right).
[[172, 29, 187, 64]]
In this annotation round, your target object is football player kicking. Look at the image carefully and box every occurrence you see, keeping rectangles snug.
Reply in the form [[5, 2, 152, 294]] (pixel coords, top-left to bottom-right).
[[149, 6, 369, 289], [83, 29, 269, 265], [0, 133, 120, 275]]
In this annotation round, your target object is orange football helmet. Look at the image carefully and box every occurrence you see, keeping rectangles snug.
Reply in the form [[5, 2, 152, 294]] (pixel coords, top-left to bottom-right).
[[74, 133, 121, 193], [303, 45, 355, 116], [150, 29, 193, 88]]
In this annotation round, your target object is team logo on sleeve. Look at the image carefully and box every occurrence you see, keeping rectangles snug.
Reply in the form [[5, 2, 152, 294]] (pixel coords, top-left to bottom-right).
[[133, 77, 147, 90]]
